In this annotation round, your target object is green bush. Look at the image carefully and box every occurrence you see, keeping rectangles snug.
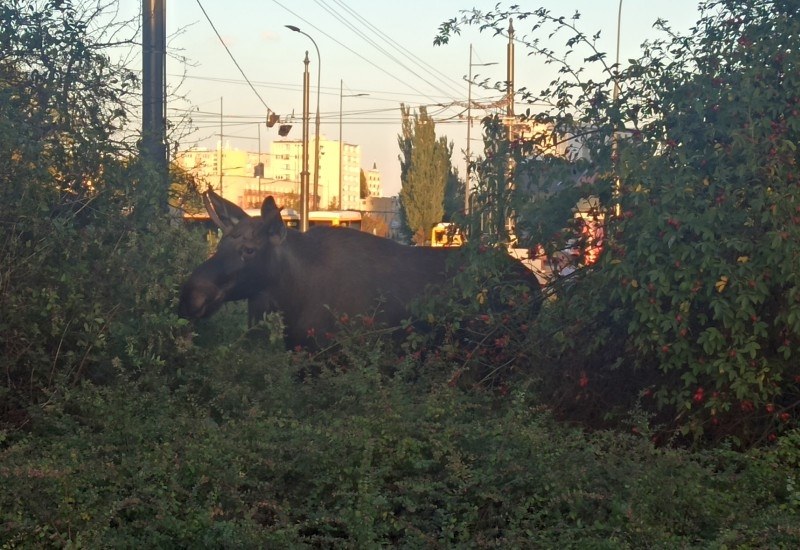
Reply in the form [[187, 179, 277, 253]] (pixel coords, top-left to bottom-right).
[[0, 0, 198, 421], [438, 0, 800, 445], [2, 346, 799, 546], [2, 1, 799, 546]]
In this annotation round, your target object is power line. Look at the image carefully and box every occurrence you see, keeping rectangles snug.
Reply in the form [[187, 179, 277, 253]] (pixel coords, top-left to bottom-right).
[[311, 0, 462, 101], [327, 0, 465, 97], [269, 0, 453, 109], [194, 0, 272, 112]]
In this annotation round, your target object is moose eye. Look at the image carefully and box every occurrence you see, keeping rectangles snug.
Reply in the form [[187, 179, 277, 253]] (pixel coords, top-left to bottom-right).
[[241, 246, 257, 259]]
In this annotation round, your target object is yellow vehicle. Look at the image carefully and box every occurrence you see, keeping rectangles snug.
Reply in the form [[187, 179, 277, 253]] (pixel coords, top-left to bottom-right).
[[245, 207, 300, 230], [184, 207, 300, 231], [430, 222, 464, 247], [308, 210, 363, 230]]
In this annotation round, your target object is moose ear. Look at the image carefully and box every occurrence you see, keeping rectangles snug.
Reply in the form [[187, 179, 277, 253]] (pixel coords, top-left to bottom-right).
[[260, 196, 287, 245], [203, 190, 249, 232]]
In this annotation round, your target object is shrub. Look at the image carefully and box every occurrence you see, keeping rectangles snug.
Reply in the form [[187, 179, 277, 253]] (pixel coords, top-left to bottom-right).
[[437, 0, 800, 445], [2, 353, 799, 546]]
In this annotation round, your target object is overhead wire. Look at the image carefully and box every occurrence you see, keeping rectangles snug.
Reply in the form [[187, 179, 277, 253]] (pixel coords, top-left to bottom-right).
[[311, 0, 462, 101], [269, 0, 460, 110], [183, 1, 509, 148], [194, 0, 273, 112], [327, 0, 466, 96]]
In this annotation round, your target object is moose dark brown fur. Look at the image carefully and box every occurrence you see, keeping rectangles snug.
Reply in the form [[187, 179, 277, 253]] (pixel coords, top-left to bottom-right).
[[179, 191, 540, 348]]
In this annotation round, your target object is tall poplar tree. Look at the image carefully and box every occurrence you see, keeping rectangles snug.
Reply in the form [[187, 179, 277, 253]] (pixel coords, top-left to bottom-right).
[[397, 104, 455, 244], [360, 168, 369, 198]]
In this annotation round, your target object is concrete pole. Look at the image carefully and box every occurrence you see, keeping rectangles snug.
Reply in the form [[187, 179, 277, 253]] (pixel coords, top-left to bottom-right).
[[301, 52, 310, 231]]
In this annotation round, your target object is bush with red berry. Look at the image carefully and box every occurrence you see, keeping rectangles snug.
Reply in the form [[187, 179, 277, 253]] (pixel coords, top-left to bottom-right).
[[440, 0, 800, 445]]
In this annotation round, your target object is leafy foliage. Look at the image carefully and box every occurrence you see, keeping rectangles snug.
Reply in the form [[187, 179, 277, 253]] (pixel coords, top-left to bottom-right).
[[397, 104, 459, 244], [0, 0, 138, 210], [3, 1, 800, 545], [0, 0, 195, 421], [2, 345, 799, 546], [438, 0, 800, 444]]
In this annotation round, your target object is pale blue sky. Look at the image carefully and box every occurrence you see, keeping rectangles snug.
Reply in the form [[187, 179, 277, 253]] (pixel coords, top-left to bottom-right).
[[145, 1, 704, 195]]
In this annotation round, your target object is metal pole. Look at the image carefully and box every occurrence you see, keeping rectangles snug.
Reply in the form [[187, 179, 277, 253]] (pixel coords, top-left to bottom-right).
[[141, 0, 167, 210], [301, 51, 310, 231], [338, 82, 368, 211], [505, 19, 516, 239], [506, 19, 515, 140], [613, 0, 623, 217], [464, 49, 498, 223], [313, 53, 321, 211], [339, 79, 343, 209], [257, 121, 262, 201], [466, 44, 473, 215], [219, 96, 223, 196], [286, 26, 321, 211]]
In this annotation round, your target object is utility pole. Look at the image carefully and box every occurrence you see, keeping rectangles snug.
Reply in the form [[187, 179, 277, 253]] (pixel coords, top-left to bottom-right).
[[300, 51, 311, 231], [466, 45, 473, 216], [505, 18, 516, 240], [339, 80, 368, 210], [613, 0, 624, 217], [506, 18, 515, 141], [218, 96, 223, 196], [339, 79, 344, 209], [141, 0, 167, 211], [465, 45, 498, 216]]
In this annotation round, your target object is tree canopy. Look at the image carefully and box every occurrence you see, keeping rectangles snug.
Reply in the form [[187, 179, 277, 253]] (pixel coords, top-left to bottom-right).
[[437, 0, 800, 444], [397, 104, 456, 244]]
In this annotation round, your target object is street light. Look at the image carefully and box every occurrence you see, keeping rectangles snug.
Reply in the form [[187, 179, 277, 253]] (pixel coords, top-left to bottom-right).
[[465, 44, 498, 215], [297, 50, 311, 231], [286, 25, 321, 211], [339, 80, 368, 210], [613, 0, 623, 217]]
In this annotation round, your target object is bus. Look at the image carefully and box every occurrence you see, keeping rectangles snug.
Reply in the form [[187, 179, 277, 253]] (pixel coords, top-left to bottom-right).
[[430, 222, 464, 247], [183, 207, 300, 231], [244, 207, 300, 230], [308, 210, 362, 230]]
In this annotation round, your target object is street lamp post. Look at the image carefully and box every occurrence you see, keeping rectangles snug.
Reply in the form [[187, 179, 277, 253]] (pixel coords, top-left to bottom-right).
[[339, 80, 368, 210], [300, 51, 311, 231], [286, 25, 321, 211], [465, 44, 498, 215], [613, 0, 623, 217]]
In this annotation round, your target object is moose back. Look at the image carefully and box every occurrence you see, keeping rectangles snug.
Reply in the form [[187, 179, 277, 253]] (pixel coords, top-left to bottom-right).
[[178, 192, 540, 348]]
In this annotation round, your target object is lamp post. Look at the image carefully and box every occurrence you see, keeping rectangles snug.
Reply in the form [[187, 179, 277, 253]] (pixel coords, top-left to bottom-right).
[[465, 44, 498, 215], [613, 0, 623, 217], [299, 51, 311, 231], [286, 25, 321, 211], [339, 80, 368, 210]]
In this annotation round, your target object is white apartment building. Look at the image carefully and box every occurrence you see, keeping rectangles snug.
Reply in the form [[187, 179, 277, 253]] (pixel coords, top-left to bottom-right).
[[365, 162, 382, 199], [175, 136, 378, 212]]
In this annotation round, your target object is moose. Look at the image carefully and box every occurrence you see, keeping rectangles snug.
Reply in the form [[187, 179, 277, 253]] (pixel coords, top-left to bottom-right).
[[179, 191, 541, 348]]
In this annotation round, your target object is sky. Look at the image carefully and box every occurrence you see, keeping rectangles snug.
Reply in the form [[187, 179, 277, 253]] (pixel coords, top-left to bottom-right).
[[142, 0, 704, 196]]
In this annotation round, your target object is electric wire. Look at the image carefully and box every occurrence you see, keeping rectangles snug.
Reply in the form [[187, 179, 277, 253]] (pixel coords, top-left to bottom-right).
[[327, 0, 466, 96], [311, 0, 462, 101], [194, 0, 273, 112], [269, 0, 457, 109]]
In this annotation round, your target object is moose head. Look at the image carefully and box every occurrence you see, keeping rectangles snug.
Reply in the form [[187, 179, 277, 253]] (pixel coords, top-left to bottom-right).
[[178, 191, 286, 321]]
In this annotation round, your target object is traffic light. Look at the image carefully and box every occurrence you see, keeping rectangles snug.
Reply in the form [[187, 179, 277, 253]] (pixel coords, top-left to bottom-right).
[[253, 162, 264, 178], [266, 112, 280, 128], [278, 124, 292, 136]]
